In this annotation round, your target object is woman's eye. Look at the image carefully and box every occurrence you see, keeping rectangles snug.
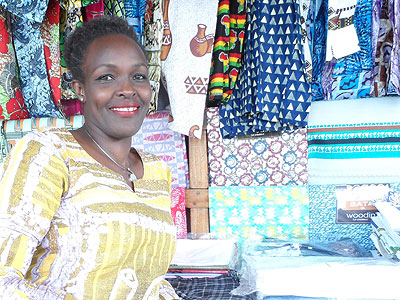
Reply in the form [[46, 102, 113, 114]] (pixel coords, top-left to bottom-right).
[[96, 74, 114, 81], [133, 74, 147, 80]]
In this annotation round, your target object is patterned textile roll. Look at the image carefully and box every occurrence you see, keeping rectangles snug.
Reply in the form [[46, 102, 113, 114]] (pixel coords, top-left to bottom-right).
[[206, 0, 247, 107], [219, 0, 312, 137], [0, 7, 29, 120], [125, 0, 147, 43]]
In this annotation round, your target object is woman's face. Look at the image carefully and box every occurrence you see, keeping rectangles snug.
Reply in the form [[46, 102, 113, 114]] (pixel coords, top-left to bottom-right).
[[75, 33, 152, 139]]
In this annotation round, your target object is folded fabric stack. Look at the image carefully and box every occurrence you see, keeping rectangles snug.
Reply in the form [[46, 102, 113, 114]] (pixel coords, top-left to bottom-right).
[[307, 96, 400, 185], [370, 190, 400, 261], [232, 240, 400, 300], [167, 238, 237, 279]]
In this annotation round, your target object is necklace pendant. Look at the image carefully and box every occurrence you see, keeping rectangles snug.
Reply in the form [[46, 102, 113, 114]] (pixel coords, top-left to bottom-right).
[[129, 171, 137, 182]]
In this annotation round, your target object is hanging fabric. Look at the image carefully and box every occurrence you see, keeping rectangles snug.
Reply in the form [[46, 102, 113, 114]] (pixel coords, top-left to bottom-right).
[[59, 0, 84, 100], [125, 0, 147, 44], [143, 0, 163, 114], [0, 0, 63, 118], [219, 0, 312, 138], [206, 0, 247, 107], [387, 0, 400, 95], [103, 0, 125, 17], [84, 0, 105, 21], [41, 0, 62, 112], [0, 7, 29, 120], [161, 0, 218, 139]]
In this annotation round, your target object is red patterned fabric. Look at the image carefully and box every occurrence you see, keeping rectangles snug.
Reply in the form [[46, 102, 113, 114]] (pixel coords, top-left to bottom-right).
[[0, 8, 29, 120], [41, 0, 62, 110], [171, 187, 188, 239]]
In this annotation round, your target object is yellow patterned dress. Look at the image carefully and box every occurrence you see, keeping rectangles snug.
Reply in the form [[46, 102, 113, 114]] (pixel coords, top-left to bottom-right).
[[0, 127, 178, 300]]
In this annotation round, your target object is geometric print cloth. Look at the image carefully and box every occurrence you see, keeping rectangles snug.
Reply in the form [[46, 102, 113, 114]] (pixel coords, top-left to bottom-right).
[[209, 186, 309, 241], [219, 0, 312, 138], [207, 107, 308, 187], [131, 111, 189, 188]]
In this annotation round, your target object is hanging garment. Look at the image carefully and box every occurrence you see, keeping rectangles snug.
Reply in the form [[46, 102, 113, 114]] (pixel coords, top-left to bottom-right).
[[387, 0, 400, 95], [209, 186, 309, 241], [103, 0, 125, 16], [219, 0, 312, 138], [125, 0, 147, 43], [0, 7, 29, 120], [41, 0, 62, 112], [206, 0, 247, 107], [84, 0, 105, 21], [207, 107, 308, 187], [143, 0, 163, 114], [370, 0, 393, 97], [329, 0, 374, 100], [59, 0, 84, 100], [1, 2, 63, 118], [171, 187, 188, 239], [161, 0, 218, 139]]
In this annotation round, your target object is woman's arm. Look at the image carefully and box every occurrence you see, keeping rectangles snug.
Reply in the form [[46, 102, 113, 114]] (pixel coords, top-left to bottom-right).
[[0, 131, 69, 299]]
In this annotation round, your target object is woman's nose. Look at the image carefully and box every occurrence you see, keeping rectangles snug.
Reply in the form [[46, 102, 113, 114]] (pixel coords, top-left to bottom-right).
[[117, 79, 137, 98]]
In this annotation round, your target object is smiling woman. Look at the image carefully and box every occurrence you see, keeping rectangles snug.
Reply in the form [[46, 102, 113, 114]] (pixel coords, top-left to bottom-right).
[[0, 16, 179, 300]]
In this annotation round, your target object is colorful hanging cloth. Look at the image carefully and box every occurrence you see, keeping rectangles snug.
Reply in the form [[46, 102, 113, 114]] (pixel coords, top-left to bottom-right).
[[219, 0, 312, 138], [329, 0, 374, 100], [0, 0, 63, 118], [103, 0, 125, 17], [387, 0, 400, 95], [161, 0, 218, 139], [206, 0, 247, 107], [41, 0, 62, 112], [143, 0, 163, 114], [0, 7, 29, 120], [84, 0, 105, 21], [59, 0, 84, 100], [125, 0, 147, 44]]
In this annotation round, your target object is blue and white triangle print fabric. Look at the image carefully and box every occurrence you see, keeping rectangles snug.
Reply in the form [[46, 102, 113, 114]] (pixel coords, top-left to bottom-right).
[[219, 0, 312, 138]]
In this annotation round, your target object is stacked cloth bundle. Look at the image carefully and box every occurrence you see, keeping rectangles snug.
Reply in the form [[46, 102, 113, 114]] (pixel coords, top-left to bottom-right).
[[370, 186, 400, 261], [166, 238, 254, 300], [231, 239, 400, 300], [166, 238, 237, 279]]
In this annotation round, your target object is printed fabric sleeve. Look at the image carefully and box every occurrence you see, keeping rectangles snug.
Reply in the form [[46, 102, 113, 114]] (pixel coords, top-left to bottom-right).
[[0, 131, 69, 299]]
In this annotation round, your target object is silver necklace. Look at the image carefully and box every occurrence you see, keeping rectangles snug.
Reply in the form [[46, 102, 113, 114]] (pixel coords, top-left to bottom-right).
[[83, 126, 137, 182]]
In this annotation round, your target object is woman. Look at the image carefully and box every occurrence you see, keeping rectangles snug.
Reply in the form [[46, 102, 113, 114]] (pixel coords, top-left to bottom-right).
[[0, 16, 179, 300]]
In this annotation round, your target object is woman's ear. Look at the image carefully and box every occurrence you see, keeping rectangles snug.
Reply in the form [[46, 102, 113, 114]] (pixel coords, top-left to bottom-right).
[[72, 80, 86, 103]]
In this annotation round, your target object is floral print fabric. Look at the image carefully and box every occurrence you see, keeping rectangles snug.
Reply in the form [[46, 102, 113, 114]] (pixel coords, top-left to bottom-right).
[[207, 107, 308, 187], [0, 8, 29, 120]]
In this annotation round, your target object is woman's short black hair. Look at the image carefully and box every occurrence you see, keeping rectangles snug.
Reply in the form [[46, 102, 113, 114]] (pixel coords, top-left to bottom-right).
[[64, 15, 146, 83]]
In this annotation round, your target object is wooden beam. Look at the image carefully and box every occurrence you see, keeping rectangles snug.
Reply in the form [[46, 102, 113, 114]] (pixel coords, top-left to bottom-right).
[[189, 208, 210, 233], [185, 188, 209, 208]]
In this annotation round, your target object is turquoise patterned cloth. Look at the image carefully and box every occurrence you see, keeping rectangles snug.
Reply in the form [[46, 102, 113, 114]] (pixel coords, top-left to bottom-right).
[[309, 185, 375, 251], [209, 186, 309, 241]]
